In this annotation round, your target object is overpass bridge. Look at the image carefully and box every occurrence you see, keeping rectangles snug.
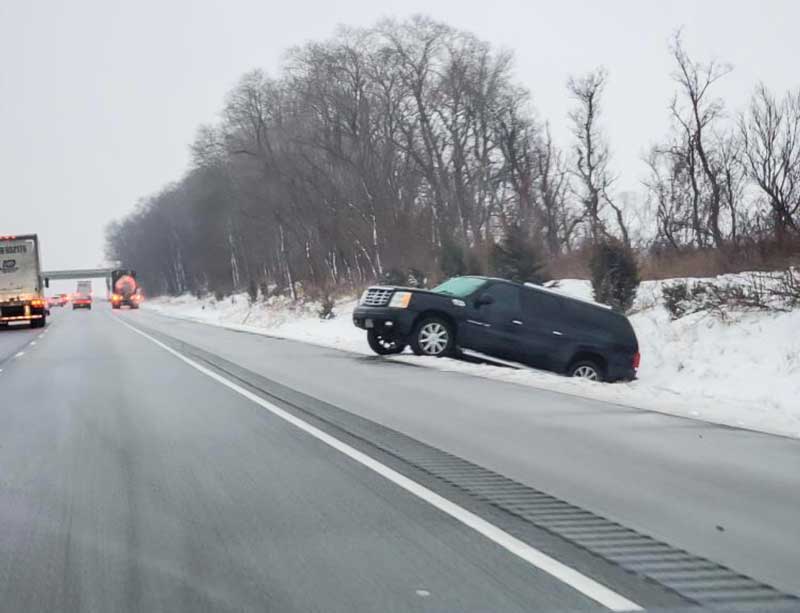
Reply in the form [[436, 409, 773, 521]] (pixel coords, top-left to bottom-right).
[[43, 268, 116, 293], [43, 268, 114, 281]]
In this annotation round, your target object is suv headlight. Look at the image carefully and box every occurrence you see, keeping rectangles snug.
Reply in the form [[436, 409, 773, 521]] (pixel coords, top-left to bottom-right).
[[388, 291, 412, 308], [359, 290, 369, 305]]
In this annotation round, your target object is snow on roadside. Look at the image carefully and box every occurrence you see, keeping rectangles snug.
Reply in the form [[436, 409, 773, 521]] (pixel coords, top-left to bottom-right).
[[144, 279, 800, 439]]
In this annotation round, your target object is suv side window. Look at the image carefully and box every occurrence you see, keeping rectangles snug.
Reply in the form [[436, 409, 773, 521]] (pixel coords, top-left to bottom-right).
[[482, 282, 521, 313], [521, 288, 562, 321], [565, 301, 604, 329]]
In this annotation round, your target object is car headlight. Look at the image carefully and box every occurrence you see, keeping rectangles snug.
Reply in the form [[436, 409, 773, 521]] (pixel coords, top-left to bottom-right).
[[359, 290, 369, 305], [388, 291, 412, 308]]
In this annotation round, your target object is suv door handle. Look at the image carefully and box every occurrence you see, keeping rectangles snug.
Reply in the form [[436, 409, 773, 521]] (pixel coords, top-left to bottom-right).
[[552, 330, 563, 336], [512, 320, 523, 325]]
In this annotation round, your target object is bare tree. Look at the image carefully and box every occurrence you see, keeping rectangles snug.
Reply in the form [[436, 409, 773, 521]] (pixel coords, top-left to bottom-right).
[[567, 68, 629, 245], [739, 84, 800, 238], [669, 31, 733, 248], [533, 125, 575, 254]]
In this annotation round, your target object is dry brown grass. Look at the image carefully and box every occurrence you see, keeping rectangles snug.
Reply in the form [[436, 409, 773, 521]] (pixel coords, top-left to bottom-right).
[[546, 247, 592, 279], [546, 237, 800, 282], [642, 238, 800, 280]]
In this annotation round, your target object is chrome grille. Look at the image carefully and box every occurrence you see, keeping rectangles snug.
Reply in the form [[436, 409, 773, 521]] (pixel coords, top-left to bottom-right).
[[362, 287, 393, 306]]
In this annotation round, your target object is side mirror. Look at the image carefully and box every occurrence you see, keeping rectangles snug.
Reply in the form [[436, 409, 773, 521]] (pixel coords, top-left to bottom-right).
[[474, 293, 494, 308]]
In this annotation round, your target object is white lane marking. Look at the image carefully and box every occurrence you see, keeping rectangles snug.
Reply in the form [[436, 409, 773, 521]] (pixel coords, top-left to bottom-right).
[[30, 341, 37, 346], [14, 352, 24, 358], [113, 317, 642, 612]]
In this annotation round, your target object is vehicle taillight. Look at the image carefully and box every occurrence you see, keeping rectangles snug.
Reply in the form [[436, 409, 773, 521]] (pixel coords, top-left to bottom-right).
[[632, 351, 641, 369]]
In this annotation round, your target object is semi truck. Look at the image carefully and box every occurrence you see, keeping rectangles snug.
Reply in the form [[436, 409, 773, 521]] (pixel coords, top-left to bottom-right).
[[110, 269, 141, 309], [0, 234, 48, 328]]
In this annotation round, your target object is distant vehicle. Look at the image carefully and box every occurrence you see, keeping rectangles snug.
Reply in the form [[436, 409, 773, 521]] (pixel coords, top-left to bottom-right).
[[0, 234, 48, 328], [73, 280, 93, 310], [110, 269, 141, 309], [352, 276, 640, 382], [58, 293, 69, 306], [48, 296, 61, 308], [72, 294, 92, 309]]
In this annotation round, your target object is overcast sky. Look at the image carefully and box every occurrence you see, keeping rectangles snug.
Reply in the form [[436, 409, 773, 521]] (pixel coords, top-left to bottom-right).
[[2, 0, 798, 270]]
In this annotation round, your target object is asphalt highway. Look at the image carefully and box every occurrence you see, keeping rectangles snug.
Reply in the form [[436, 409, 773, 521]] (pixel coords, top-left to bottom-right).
[[1, 305, 798, 612], [0, 307, 624, 612]]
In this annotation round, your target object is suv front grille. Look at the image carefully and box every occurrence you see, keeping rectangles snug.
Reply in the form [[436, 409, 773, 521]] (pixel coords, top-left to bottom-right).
[[362, 288, 393, 307]]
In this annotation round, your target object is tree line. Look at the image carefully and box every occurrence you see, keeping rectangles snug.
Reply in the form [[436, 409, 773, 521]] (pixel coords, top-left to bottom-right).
[[106, 18, 800, 300]]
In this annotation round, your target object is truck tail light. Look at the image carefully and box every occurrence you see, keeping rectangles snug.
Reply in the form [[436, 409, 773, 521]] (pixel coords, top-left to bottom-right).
[[632, 351, 641, 369]]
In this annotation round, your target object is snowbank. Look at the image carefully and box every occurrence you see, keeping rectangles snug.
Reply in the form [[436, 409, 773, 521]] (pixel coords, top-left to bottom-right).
[[144, 278, 800, 439]]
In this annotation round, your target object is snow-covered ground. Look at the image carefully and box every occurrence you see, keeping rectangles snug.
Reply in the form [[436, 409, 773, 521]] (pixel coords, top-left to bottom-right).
[[144, 277, 800, 439]]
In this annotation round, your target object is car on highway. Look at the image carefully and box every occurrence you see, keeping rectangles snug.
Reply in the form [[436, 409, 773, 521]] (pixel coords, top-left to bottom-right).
[[353, 276, 640, 382], [48, 294, 67, 308], [72, 293, 92, 310]]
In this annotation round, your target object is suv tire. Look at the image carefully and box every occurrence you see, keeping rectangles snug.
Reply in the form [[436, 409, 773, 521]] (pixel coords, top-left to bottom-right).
[[367, 329, 406, 355], [568, 359, 604, 382], [410, 316, 455, 357]]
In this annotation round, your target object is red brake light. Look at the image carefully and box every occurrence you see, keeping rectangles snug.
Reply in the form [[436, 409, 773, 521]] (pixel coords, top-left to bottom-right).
[[632, 351, 641, 369]]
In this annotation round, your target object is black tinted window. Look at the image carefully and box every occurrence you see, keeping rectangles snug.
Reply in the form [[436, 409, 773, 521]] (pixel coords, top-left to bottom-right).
[[565, 301, 604, 327], [522, 288, 563, 320], [483, 283, 520, 311], [564, 301, 635, 341]]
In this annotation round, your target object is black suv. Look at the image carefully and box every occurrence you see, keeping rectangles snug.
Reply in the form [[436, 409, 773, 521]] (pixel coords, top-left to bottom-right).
[[352, 276, 639, 382]]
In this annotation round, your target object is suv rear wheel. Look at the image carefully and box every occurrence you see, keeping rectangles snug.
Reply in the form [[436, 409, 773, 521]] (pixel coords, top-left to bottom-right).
[[568, 360, 604, 382], [367, 329, 406, 355], [411, 316, 454, 357]]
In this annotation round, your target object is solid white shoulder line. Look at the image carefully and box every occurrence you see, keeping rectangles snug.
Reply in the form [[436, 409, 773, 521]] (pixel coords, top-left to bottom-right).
[[113, 316, 642, 612]]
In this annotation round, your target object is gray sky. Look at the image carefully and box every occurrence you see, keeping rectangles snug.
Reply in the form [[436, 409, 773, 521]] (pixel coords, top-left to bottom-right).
[[2, 0, 798, 270]]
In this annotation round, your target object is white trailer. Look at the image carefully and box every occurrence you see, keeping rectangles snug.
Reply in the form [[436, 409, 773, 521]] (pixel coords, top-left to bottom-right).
[[0, 234, 48, 328]]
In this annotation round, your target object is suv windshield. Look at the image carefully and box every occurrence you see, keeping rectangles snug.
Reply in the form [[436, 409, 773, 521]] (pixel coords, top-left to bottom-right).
[[432, 277, 487, 297]]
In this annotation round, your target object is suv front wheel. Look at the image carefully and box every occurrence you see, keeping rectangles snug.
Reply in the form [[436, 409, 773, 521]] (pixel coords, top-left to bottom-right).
[[411, 316, 455, 357], [367, 329, 406, 355]]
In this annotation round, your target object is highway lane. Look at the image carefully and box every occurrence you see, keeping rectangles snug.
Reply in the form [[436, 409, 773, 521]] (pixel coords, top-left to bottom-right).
[[0, 305, 632, 612], [130, 307, 800, 597], [0, 311, 53, 364]]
